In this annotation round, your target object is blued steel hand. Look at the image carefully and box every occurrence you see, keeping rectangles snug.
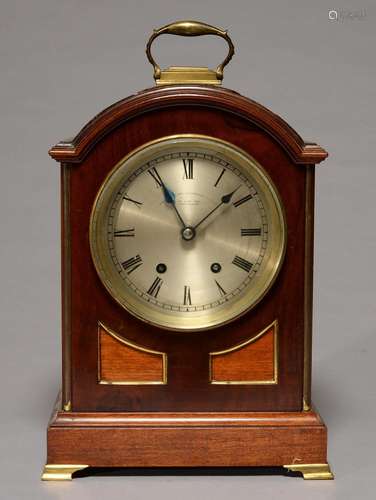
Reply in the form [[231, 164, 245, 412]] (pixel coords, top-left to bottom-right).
[[161, 183, 187, 229], [192, 186, 241, 231]]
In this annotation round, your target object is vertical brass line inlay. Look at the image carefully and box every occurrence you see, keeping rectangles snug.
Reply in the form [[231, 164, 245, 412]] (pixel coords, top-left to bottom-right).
[[62, 165, 72, 410], [303, 167, 315, 410]]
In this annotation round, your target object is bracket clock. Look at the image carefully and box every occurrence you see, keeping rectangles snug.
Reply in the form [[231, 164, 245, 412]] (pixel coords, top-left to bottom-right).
[[42, 21, 333, 481]]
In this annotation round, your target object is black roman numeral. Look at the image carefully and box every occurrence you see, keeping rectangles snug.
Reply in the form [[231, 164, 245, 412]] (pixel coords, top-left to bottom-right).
[[232, 255, 253, 273], [147, 277, 163, 298], [121, 255, 143, 274], [183, 159, 194, 179], [233, 193, 253, 207], [183, 285, 192, 305], [214, 168, 225, 187], [123, 195, 142, 206], [148, 167, 163, 187], [114, 228, 135, 237], [241, 228, 261, 236], [215, 280, 227, 297]]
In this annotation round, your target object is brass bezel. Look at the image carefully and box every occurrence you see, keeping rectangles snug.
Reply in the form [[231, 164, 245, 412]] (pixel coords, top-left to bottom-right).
[[90, 135, 287, 332]]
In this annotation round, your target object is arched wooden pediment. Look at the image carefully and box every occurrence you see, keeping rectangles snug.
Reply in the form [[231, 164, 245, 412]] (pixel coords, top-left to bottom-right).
[[49, 85, 327, 164]]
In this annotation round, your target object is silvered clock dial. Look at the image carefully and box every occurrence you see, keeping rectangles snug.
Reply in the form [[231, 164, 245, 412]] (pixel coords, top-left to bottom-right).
[[90, 135, 286, 331]]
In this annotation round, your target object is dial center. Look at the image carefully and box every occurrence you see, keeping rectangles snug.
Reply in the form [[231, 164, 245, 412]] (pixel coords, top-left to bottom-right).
[[181, 226, 196, 241]]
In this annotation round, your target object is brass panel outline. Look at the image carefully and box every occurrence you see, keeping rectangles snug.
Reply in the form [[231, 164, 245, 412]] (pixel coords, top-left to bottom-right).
[[209, 320, 278, 385], [283, 463, 334, 480], [98, 322, 167, 385]]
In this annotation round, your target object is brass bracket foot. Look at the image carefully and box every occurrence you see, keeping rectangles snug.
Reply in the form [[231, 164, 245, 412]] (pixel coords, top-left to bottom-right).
[[283, 463, 334, 480], [41, 464, 89, 481]]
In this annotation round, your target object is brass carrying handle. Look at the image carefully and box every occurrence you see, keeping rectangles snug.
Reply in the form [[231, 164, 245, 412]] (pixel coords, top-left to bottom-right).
[[146, 20, 235, 82]]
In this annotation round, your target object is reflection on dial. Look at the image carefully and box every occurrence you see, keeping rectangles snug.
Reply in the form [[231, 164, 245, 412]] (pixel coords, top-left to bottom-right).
[[107, 151, 268, 313]]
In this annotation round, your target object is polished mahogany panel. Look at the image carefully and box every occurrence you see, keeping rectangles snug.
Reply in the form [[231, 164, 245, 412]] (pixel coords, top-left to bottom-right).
[[210, 323, 276, 383], [98, 324, 165, 385]]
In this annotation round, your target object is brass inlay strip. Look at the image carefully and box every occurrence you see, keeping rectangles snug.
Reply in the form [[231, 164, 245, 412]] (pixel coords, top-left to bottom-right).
[[98, 322, 167, 385], [209, 320, 278, 385], [62, 165, 72, 410], [63, 401, 71, 412], [303, 167, 315, 410]]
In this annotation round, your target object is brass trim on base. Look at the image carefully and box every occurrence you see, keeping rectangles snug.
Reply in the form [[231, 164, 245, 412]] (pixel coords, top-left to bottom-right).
[[41, 464, 89, 481], [63, 400, 72, 412], [283, 463, 334, 480]]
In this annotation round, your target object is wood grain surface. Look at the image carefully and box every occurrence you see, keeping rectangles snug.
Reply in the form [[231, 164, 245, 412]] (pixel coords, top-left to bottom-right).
[[46, 396, 329, 467], [98, 324, 165, 384], [49, 86, 328, 164], [210, 323, 276, 383]]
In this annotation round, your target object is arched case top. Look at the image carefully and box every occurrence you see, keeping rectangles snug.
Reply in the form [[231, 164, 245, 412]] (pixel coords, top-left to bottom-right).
[[49, 85, 328, 165]]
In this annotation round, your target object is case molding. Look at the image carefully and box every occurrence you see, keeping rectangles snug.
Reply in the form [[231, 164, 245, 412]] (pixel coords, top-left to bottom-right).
[[43, 393, 332, 480]]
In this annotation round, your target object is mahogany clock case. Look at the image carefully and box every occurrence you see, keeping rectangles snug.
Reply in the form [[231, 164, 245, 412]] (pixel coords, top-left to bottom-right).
[[50, 84, 327, 414], [44, 84, 332, 478]]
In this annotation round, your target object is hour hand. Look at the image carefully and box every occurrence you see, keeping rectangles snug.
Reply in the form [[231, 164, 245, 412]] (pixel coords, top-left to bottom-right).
[[160, 180, 187, 229], [162, 184, 176, 205]]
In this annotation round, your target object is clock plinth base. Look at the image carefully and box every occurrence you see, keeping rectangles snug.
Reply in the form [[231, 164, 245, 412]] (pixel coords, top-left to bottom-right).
[[43, 394, 332, 480]]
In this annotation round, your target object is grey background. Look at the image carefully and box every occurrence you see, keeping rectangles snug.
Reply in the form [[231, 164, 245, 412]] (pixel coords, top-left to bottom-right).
[[0, 0, 375, 498]]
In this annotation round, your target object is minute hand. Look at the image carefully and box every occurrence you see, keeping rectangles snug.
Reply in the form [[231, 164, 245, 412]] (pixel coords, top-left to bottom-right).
[[193, 186, 241, 231]]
